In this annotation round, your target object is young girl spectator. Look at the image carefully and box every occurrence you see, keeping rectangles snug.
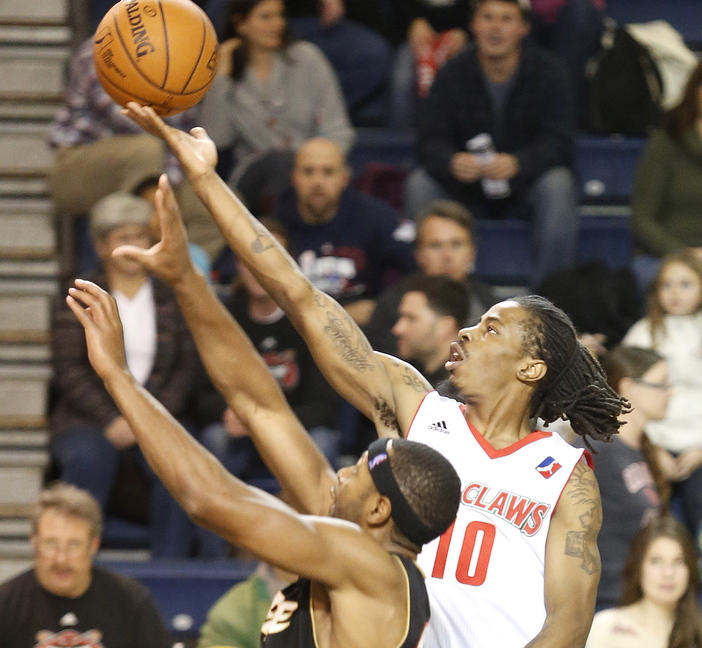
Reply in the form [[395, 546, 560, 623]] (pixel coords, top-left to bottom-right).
[[197, 0, 354, 215], [623, 250, 702, 544], [592, 346, 670, 609], [586, 516, 702, 647]]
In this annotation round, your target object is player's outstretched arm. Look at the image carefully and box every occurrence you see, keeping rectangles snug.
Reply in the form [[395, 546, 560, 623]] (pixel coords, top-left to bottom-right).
[[65, 280, 405, 597], [111, 176, 335, 515], [122, 103, 431, 437], [527, 460, 601, 648]]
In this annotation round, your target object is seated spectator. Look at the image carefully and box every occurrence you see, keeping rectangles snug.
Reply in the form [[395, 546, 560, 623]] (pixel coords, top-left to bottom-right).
[[197, 0, 355, 216], [47, 38, 224, 267], [388, 0, 470, 131], [205, 0, 392, 125], [392, 275, 470, 387], [404, 0, 579, 288], [365, 199, 498, 355], [275, 137, 416, 326], [631, 64, 702, 295], [586, 516, 702, 646], [622, 250, 702, 545], [195, 220, 341, 557], [0, 483, 172, 647], [580, 346, 669, 610], [49, 193, 200, 558], [198, 561, 294, 648]]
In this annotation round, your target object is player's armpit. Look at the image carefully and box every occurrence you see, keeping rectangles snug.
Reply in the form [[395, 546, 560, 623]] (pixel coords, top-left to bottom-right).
[[528, 459, 601, 648]]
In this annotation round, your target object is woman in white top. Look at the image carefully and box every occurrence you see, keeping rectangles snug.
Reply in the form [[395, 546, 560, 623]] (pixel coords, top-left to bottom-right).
[[586, 516, 702, 648], [623, 249, 702, 540]]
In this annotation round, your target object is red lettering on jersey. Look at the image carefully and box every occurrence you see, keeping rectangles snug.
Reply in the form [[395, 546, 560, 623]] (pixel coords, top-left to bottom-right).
[[473, 485, 491, 509], [461, 483, 482, 505], [505, 495, 536, 527], [486, 490, 509, 517], [522, 503, 549, 535]]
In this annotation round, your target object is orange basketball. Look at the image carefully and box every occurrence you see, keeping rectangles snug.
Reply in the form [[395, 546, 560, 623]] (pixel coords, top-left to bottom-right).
[[93, 0, 219, 117]]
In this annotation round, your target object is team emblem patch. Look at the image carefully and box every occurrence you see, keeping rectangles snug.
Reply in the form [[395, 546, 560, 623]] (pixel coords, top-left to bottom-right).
[[536, 456, 561, 478]]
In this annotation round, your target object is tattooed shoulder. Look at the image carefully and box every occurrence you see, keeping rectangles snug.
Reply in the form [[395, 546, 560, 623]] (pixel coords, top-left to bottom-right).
[[400, 366, 429, 393], [563, 460, 601, 576]]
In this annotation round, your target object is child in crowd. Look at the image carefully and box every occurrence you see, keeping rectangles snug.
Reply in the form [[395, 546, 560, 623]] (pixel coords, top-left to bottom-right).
[[623, 250, 702, 545], [586, 516, 702, 647]]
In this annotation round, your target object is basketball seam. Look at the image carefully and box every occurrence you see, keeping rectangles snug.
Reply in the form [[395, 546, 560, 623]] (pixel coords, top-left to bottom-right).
[[158, 0, 169, 89], [95, 62, 177, 116], [180, 15, 207, 94]]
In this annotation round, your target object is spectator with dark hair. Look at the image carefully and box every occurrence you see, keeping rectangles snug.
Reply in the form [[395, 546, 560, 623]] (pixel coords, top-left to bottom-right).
[[404, 0, 579, 287], [587, 516, 702, 646], [275, 137, 416, 326], [197, 0, 354, 216], [365, 199, 498, 355], [577, 346, 669, 610], [47, 38, 224, 266], [631, 64, 702, 294], [0, 483, 172, 648], [49, 193, 200, 558], [392, 275, 470, 387]]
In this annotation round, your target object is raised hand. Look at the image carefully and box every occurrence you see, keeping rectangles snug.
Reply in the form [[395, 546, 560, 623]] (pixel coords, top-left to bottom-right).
[[112, 174, 196, 288], [122, 102, 218, 179], [66, 280, 129, 382]]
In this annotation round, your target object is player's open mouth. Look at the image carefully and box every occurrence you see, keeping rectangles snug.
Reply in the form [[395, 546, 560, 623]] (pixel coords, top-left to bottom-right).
[[445, 342, 465, 371]]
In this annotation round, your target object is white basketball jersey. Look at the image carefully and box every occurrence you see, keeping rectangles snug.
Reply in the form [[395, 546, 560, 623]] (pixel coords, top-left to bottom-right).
[[408, 391, 587, 648]]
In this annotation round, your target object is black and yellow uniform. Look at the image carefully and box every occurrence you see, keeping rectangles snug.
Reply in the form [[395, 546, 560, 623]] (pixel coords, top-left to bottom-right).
[[261, 554, 429, 648]]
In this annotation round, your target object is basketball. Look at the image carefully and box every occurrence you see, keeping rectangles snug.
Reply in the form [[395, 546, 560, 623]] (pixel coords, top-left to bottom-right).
[[93, 0, 219, 117]]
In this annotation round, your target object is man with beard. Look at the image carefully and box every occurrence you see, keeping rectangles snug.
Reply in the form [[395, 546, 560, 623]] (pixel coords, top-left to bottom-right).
[[274, 137, 416, 326]]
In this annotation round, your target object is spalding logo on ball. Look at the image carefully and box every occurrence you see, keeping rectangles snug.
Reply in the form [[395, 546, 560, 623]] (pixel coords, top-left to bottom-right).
[[93, 0, 219, 116]]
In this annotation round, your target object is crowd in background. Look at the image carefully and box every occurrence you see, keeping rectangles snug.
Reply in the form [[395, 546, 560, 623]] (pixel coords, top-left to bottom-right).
[[37, 0, 702, 644]]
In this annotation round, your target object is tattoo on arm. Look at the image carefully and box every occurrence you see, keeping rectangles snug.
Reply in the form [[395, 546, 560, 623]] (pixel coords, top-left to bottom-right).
[[564, 462, 601, 576], [250, 223, 276, 253], [323, 311, 374, 372], [400, 367, 428, 393]]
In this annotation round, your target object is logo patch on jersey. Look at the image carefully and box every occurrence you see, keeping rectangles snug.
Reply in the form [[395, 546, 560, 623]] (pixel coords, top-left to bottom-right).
[[535, 456, 561, 478], [461, 482, 551, 536], [427, 420, 449, 434]]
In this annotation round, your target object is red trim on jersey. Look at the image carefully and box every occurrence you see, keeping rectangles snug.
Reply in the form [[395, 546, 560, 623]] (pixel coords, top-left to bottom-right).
[[465, 417, 552, 459], [406, 390, 436, 440]]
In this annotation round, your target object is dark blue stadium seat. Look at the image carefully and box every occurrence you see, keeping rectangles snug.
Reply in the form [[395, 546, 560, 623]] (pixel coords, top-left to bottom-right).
[[605, 0, 702, 47], [101, 559, 257, 638]]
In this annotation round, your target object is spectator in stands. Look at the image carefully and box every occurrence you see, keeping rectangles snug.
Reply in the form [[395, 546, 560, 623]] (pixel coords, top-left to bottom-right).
[[0, 482, 172, 647], [392, 275, 470, 387], [197, 0, 355, 216], [49, 193, 200, 558], [622, 250, 702, 547], [586, 516, 702, 646], [388, 0, 470, 131], [404, 0, 579, 288], [195, 220, 341, 557], [47, 38, 224, 265], [198, 561, 294, 648], [631, 64, 702, 295], [581, 346, 669, 610], [275, 137, 416, 326], [204, 0, 392, 125], [365, 199, 498, 355]]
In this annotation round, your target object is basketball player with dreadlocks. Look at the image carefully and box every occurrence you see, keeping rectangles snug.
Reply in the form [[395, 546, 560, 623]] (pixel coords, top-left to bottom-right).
[[123, 102, 630, 648]]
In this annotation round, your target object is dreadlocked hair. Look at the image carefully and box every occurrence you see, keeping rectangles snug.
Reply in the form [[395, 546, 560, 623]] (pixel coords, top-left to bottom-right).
[[513, 295, 631, 449]]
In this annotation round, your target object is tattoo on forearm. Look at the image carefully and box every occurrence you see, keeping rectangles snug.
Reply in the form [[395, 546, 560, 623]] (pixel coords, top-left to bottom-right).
[[250, 223, 276, 253], [564, 462, 601, 576], [323, 310, 374, 372]]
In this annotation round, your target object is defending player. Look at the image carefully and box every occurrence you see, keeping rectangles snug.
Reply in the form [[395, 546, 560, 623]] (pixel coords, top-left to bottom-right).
[[65, 185, 461, 647], [122, 102, 630, 648]]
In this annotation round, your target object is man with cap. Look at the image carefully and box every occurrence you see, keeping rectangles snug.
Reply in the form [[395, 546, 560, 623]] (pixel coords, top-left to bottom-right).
[[49, 192, 200, 558], [64, 177, 461, 648]]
